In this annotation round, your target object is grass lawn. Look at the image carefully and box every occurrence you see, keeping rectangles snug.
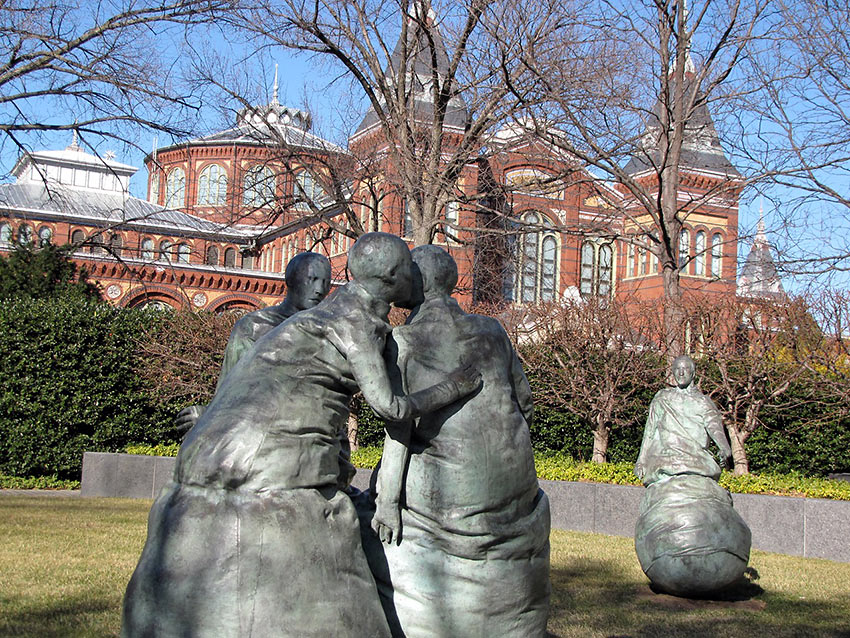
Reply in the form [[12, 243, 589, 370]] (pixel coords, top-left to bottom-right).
[[1, 495, 849, 638]]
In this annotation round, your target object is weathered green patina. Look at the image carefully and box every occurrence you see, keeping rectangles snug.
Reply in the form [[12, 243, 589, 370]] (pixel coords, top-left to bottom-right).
[[121, 234, 480, 638], [362, 245, 550, 638], [634, 355, 751, 597]]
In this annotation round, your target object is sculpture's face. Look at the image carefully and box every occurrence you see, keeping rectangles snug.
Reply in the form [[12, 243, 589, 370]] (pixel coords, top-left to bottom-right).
[[395, 261, 425, 310], [672, 358, 695, 388], [385, 251, 414, 305], [290, 260, 332, 311]]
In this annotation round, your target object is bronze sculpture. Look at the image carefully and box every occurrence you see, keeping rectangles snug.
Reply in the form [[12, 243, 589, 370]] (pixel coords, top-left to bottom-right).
[[634, 355, 751, 597], [121, 234, 481, 638]]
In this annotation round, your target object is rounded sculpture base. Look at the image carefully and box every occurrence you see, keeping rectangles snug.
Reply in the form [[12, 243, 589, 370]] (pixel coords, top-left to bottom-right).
[[635, 475, 751, 598]]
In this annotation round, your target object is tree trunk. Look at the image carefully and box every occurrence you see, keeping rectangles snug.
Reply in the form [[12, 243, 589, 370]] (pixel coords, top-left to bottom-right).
[[591, 425, 610, 463], [727, 424, 750, 475], [661, 265, 685, 360], [347, 412, 359, 451]]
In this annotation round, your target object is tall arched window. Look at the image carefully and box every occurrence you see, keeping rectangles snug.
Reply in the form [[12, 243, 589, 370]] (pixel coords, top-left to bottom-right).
[[110, 233, 123, 256], [149, 172, 160, 204], [678, 229, 690, 271], [243, 165, 275, 206], [177, 243, 191, 263], [141, 238, 154, 260], [197, 164, 227, 206], [295, 170, 326, 208], [580, 240, 614, 298], [638, 246, 647, 275], [506, 212, 559, 303], [694, 231, 706, 276], [37, 226, 53, 247], [71, 229, 85, 246], [0, 223, 11, 244], [18, 224, 33, 245], [165, 168, 185, 208], [159, 240, 173, 262], [205, 245, 219, 266], [224, 247, 236, 267], [711, 233, 723, 277], [403, 200, 413, 238], [626, 244, 634, 278]]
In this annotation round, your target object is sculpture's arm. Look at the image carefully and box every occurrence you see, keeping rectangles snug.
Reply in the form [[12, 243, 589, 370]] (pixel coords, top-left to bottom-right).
[[372, 427, 410, 544], [510, 349, 534, 426], [704, 399, 733, 468], [370, 335, 411, 544], [349, 338, 480, 424], [634, 397, 660, 481]]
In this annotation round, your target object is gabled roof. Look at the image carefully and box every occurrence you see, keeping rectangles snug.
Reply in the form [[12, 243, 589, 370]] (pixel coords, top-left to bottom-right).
[[624, 72, 739, 178], [352, 13, 470, 139]]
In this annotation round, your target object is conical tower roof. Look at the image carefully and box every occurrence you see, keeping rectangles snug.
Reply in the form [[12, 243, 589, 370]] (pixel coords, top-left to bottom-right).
[[737, 217, 785, 298], [352, 10, 470, 140], [625, 68, 739, 177]]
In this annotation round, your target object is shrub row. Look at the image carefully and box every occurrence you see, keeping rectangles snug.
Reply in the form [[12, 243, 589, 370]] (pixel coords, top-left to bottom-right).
[[348, 446, 850, 500], [0, 297, 182, 480]]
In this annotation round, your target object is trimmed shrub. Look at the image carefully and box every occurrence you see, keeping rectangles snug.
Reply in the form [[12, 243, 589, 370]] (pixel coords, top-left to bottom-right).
[[0, 296, 179, 479]]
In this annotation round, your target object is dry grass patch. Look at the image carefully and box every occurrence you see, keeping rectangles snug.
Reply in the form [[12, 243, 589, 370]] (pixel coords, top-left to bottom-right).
[[2, 495, 850, 638]]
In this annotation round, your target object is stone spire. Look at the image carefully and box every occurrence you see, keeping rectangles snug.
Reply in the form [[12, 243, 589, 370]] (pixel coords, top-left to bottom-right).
[[737, 206, 785, 299]]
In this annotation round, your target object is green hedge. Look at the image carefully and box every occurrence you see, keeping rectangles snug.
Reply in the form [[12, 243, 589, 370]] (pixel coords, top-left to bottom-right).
[[0, 297, 180, 479]]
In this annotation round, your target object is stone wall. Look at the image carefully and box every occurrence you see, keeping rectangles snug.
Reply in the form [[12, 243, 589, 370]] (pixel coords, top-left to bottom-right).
[[81, 452, 850, 563]]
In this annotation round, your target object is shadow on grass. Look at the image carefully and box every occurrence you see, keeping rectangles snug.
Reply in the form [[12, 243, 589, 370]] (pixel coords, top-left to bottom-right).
[[0, 594, 118, 638], [547, 558, 850, 638]]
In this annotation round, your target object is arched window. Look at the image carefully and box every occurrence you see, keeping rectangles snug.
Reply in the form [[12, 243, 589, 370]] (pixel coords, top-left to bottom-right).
[[141, 238, 154, 260], [110, 233, 123, 256], [295, 170, 326, 208], [0, 223, 11, 245], [205, 245, 219, 266], [678, 229, 690, 271], [71, 229, 85, 245], [165, 168, 185, 208], [159, 240, 173, 262], [580, 240, 614, 298], [443, 201, 459, 243], [18, 224, 33, 245], [38, 226, 53, 247], [626, 244, 634, 278], [694, 231, 706, 276], [243, 165, 275, 207], [638, 246, 647, 275], [241, 252, 254, 269], [224, 247, 236, 267], [149, 172, 160, 204], [198, 164, 227, 206], [403, 200, 413, 238], [711, 233, 723, 277], [506, 212, 559, 303], [91, 234, 106, 255], [177, 243, 191, 263]]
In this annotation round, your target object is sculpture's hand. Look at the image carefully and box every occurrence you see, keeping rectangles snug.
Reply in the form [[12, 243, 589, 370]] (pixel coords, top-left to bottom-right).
[[721, 452, 733, 470], [371, 501, 402, 545], [448, 363, 483, 397], [174, 404, 205, 435]]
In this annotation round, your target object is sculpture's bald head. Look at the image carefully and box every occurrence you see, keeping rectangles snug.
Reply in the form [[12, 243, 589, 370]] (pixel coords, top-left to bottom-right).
[[348, 232, 413, 304], [411, 245, 458, 296], [284, 252, 331, 311]]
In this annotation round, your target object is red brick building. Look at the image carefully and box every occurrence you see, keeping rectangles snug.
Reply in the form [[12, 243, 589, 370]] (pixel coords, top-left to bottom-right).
[[0, 36, 754, 314]]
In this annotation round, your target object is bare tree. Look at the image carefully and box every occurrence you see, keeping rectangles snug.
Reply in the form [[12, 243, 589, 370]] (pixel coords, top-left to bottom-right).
[[223, 0, 563, 247], [508, 0, 770, 357], [0, 0, 232, 162], [689, 293, 842, 474], [514, 298, 664, 463]]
